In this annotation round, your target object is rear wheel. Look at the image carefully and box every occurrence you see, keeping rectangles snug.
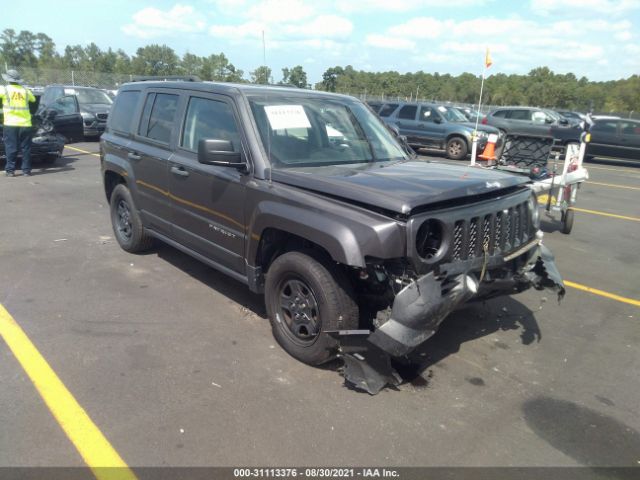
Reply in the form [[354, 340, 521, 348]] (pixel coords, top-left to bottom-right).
[[109, 184, 154, 252], [446, 137, 468, 160], [265, 251, 358, 365]]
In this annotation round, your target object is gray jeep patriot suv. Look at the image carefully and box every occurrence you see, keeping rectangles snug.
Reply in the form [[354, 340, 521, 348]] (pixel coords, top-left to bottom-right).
[[101, 81, 564, 392]]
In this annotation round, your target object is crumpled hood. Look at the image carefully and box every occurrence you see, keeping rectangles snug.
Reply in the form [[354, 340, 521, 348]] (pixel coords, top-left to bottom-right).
[[80, 103, 110, 115], [271, 160, 529, 215]]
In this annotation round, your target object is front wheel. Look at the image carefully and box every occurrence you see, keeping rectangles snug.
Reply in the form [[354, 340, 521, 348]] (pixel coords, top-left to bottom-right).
[[265, 251, 358, 365], [561, 209, 574, 234], [446, 137, 468, 160], [109, 184, 154, 252]]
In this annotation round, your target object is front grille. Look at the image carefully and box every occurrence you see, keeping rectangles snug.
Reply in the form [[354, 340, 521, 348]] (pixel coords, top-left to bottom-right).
[[451, 201, 532, 260], [96, 113, 108, 121]]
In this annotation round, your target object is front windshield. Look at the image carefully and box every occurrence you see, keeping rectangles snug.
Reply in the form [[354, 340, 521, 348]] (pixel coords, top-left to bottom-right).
[[438, 105, 468, 122], [73, 88, 113, 105], [248, 95, 407, 169]]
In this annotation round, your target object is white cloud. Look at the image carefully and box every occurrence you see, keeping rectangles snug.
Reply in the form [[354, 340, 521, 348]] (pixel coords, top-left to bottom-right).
[[365, 34, 416, 50], [615, 31, 633, 41], [248, 0, 315, 23], [209, 21, 265, 39], [336, 0, 488, 14], [122, 4, 206, 39], [282, 15, 352, 38], [388, 18, 451, 39], [531, 0, 640, 15]]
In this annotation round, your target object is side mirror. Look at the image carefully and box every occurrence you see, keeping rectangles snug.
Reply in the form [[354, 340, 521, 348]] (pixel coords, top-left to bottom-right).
[[544, 117, 554, 124], [559, 118, 569, 125], [434, 117, 443, 124], [198, 138, 244, 168]]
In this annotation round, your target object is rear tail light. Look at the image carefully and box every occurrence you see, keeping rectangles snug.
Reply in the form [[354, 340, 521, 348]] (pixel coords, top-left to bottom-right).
[[481, 116, 488, 125]]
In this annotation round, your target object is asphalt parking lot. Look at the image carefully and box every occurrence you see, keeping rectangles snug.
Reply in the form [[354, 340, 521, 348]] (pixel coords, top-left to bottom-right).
[[1, 143, 639, 471]]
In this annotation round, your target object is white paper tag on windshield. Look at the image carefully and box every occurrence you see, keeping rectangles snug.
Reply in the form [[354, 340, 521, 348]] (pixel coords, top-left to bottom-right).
[[64, 88, 77, 95], [265, 105, 311, 130]]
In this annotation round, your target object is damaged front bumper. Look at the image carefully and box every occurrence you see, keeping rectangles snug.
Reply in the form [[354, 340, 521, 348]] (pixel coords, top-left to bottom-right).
[[337, 239, 564, 394]]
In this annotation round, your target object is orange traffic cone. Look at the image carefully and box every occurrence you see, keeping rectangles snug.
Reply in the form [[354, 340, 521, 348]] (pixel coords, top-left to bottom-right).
[[478, 134, 498, 164]]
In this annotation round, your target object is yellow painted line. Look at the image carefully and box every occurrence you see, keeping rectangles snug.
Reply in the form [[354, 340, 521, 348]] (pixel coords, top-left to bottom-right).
[[66, 145, 100, 157], [585, 164, 640, 173], [570, 207, 640, 222], [0, 304, 137, 480], [565, 281, 640, 308], [587, 181, 640, 191]]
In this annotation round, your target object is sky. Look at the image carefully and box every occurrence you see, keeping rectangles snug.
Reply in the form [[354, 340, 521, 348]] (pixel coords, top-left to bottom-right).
[[5, 0, 640, 83]]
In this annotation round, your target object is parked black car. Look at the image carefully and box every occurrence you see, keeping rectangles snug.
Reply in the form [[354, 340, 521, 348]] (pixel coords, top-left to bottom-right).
[[374, 101, 502, 159], [1, 91, 83, 166], [41, 85, 113, 138], [586, 118, 640, 162], [101, 81, 563, 391]]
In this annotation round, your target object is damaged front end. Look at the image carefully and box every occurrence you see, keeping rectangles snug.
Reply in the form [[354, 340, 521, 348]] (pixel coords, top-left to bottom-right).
[[337, 191, 565, 394]]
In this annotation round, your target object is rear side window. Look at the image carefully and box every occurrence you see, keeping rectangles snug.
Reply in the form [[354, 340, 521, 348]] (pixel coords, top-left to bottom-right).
[[398, 104, 418, 120], [109, 90, 141, 134], [507, 110, 531, 120], [492, 110, 507, 118], [139, 93, 179, 144], [378, 103, 399, 117], [181, 97, 241, 152], [591, 121, 618, 133]]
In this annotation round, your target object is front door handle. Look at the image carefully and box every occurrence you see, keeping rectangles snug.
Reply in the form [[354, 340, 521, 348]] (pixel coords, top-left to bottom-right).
[[127, 152, 141, 161], [171, 166, 190, 177]]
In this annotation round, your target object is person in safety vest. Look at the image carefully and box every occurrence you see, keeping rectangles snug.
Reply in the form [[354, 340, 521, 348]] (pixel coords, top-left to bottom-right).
[[1, 69, 36, 177]]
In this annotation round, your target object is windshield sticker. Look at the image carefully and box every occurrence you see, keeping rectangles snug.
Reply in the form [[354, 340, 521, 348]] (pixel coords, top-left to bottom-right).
[[437, 106, 447, 112], [64, 88, 77, 95], [265, 105, 311, 130]]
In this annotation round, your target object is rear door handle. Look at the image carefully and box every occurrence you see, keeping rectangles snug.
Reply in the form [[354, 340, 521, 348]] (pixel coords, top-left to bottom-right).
[[127, 152, 141, 161], [171, 166, 190, 177]]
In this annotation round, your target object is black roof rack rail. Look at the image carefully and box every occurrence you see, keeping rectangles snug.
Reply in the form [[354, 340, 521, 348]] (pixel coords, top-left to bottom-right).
[[130, 75, 201, 82]]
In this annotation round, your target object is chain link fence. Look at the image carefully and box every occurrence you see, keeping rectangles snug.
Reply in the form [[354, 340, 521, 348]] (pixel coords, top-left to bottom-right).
[[8, 66, 133, 90], [345, 91, 639, 119], [5, 66, 639, 119]]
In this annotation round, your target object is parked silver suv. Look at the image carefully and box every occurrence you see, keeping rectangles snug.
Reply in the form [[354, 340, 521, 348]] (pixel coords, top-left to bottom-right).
[[483, 106, 570, 137]]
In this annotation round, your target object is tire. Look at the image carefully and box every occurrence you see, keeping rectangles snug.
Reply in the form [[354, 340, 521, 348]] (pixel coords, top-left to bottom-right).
[[109, 183, 154, 253], [446, 136, 468, 160], [265, 251, 359, 365], [561, 209, 574, 235]]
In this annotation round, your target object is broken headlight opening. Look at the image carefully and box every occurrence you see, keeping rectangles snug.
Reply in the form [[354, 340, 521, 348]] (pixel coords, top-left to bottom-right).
[[335, 241, 565, 395], [528, 193, 540, 229]]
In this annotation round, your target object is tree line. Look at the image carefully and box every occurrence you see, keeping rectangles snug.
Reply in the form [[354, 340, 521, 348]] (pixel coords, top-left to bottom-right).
[[2, 28, 638, 113], [317, 66, 640, 113]]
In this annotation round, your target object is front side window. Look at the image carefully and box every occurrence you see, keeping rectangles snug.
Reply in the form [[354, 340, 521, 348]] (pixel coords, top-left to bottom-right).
[[181, 97, 241, 152], [620, 121, 640, 136], [248, 96, 407, 169], [438, 106, 467, 122], [531, 111, 548, 123], [140, 93, 179, 144]]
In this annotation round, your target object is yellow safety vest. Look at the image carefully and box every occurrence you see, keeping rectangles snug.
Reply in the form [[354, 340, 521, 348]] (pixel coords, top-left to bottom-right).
[[1, 83, 35, 127]]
